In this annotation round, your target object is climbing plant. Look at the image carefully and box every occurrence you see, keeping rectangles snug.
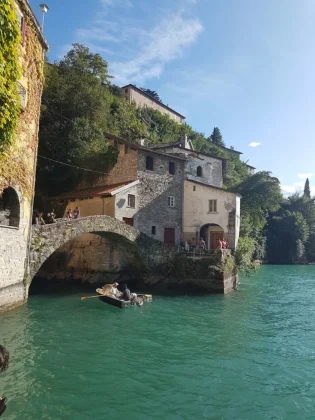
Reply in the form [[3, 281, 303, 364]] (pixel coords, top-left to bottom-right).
[[0, 0, 21, 153]]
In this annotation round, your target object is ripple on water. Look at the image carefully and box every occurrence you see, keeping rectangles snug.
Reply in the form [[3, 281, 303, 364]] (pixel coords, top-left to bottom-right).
[[1, 266, 315, 419]]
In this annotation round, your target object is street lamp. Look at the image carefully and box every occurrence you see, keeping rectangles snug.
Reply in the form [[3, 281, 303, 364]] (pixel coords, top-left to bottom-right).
[[39, 4, 49, 31]]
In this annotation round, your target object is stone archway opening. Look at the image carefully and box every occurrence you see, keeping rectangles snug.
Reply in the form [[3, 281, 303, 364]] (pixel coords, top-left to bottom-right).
[[200, 223, 224, 251], [0, 187, 20, 227], [28, 231, 146, 296]]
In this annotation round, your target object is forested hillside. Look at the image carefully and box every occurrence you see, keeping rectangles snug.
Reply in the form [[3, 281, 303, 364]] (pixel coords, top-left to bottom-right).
[[36, 44, 315, 266]]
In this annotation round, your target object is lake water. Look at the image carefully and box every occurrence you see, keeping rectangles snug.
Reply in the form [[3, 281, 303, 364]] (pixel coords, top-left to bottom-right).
[[1, 265, 315, 419]]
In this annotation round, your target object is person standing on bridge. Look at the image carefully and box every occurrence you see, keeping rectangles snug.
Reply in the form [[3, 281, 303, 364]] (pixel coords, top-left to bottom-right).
[[74, 207, 80, 219]]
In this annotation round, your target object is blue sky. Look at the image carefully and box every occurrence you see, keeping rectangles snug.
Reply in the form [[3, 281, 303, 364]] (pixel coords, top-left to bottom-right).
[[30, 0, 315, 194]]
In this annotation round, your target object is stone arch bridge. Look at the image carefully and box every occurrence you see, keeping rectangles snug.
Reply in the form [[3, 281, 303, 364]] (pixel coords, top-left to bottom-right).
[[27, 215, 175, 285]]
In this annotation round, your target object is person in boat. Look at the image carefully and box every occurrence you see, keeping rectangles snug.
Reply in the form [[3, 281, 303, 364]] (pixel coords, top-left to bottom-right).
[[101, 282, 121, 298], [122, 284, 141, 306]]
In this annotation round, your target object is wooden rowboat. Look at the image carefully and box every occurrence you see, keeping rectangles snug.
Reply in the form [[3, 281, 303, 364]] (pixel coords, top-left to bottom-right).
[[96, 288, 151, 309]]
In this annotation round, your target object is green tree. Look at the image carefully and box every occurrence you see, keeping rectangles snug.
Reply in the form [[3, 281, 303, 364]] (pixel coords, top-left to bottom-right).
[[209, 127, 225, 147], [267, 210, 309, 263], [235, 237, 255, 274], [36, 44, 117, 197], [112, 100, 147, 142], [304, 178, 311, 198], [233, 171, 282, 236]]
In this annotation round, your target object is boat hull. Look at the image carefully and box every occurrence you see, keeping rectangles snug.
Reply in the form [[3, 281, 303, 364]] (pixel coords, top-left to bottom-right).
[[99, 295, 131, 308]]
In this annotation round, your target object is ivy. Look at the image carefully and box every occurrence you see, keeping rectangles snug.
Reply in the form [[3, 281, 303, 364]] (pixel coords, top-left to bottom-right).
[[0, 0, 21, 153]]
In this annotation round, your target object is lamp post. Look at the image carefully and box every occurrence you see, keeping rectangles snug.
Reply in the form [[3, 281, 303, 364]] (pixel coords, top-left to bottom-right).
[[39, 4, 49, 31]]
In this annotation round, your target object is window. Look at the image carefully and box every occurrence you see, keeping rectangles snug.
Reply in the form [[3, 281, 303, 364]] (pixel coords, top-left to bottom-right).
[[169, 161, 175, 175], [125, 88, 128, 93], [197, 166, 202, 177], [124, 144, 129, 154], [151, 226, 156, 235], [127, 194, 135, 208], [209, 199, 217, 213], [168, 196, 175, 207], [146, 156, 154, 171], [193, 186, 196, 191]]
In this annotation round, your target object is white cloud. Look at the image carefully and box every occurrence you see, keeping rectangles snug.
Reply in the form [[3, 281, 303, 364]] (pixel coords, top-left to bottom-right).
[[298, 173, 313, 179], [281, 181, 315, 197], [74, 1, 203, 85], [248, 142, 261, 147], [110, 14, 203, 85]]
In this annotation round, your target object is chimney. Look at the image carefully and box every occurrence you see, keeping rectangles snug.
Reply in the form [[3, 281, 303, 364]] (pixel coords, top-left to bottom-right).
[[180, 132, 189, 149]]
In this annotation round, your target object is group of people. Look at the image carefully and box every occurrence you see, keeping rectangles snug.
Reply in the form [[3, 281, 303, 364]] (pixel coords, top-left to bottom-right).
[[100, 282, 142, 306], [32, 207, 81, 225], [66, 207, 80, 220], [184, 237, 228, 253], [184, 237, 206, 253], [33, 209, 56, 226]]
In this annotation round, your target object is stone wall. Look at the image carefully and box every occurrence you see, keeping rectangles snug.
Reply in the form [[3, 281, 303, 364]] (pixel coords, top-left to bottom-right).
[[88, 141, 138, 187], [143, 251, 238, 293], [0, 0, 47, 313], [135, 150, 185, 245], [185, 153, 223, 188], [35, 233, 136, 285], [28, 216, 177, 290]]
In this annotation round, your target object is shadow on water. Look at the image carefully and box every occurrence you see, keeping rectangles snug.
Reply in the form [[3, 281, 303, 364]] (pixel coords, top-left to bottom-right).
[[29, 275, 225, 299], [29, 277, 100, 297]]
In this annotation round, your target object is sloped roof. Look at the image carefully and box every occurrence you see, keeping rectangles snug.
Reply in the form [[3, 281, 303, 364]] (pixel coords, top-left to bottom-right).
[[122, 84, 186, 119], [51, 181, 135, 200]]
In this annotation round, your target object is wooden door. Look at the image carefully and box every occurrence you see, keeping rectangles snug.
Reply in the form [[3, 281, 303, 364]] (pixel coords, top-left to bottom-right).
[[164, 228, 175, 245], [123, 217, 134, 226], [211, 232, 223, 249]]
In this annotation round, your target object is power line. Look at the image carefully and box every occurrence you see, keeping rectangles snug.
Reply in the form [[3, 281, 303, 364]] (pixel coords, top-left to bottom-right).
[[37, 155, 108, 175]]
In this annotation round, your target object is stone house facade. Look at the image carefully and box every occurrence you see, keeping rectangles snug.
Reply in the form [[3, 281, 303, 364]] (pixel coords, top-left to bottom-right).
[[54, 134, 185, 246], [0, 0, 48, 312], [150, 134, 241, 250], [122, 84, 185, 124]]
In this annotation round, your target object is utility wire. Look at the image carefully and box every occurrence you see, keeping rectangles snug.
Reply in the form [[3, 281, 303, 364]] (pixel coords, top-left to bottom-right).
[[37, 155, 108, 175]]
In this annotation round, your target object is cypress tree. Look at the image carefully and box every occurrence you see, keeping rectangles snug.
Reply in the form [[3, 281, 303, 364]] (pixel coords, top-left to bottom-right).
[[209, 127, 225, 147], [304, 178, 311, 198]]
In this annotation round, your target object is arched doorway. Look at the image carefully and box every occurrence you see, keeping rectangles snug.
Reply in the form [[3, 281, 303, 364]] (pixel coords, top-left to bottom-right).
[[200, 223, 224, 250], [0, 187, 20, 227]]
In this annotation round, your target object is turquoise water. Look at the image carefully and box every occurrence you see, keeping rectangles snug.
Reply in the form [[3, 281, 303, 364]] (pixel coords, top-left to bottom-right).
[[1, 266, 315, 419]]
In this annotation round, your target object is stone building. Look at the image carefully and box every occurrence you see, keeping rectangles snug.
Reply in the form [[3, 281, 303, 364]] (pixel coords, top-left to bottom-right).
[[0, 1, 48, 312], [150, 134, 241, 250], [53, 134, 185, 246], [122, 84, 185, 124]]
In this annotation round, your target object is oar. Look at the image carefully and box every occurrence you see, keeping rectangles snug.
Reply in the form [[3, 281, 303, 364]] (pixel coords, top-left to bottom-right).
[[80, 295, 103, 301]]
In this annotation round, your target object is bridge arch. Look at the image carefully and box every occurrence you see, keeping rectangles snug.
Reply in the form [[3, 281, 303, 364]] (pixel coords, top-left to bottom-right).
[[27, 215, 174, 286]]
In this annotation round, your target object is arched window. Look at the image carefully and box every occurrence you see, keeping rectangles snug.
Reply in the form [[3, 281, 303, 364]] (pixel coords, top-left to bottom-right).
[[0, 187, 20, 227], [197, 166, 202, 177]]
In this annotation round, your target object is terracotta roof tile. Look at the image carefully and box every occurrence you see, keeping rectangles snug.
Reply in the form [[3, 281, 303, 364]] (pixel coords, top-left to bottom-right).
[[51, 182, 134, 200]]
